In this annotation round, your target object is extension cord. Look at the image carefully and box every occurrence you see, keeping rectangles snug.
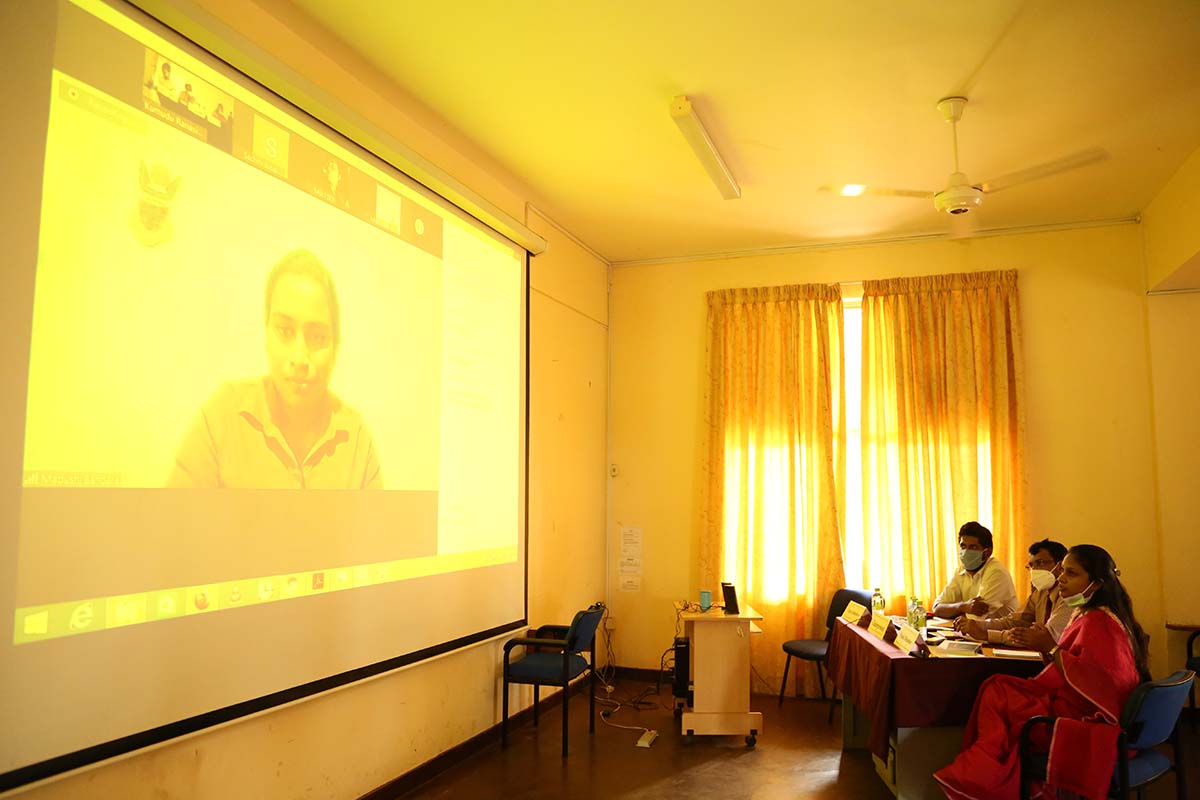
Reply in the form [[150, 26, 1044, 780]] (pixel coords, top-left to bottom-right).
[[636, 729, 658, 748]]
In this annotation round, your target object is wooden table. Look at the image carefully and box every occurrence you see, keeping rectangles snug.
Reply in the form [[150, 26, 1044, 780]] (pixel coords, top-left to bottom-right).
[[826, 617, 1044, 799], [1166, 622, 1200, 707], [675, 604, 763, 746], [1166, 621, 1200, 665]]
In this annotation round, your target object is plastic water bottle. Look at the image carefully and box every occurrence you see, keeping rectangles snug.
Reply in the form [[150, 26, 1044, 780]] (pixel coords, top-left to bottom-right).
[[871, 588, 885, 614], [906, 595, 917, 627], [913, 599, 927, 630]]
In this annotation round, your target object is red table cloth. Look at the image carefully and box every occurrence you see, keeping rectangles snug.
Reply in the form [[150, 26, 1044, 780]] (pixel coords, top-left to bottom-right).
[[826, 617, 1043, 759]]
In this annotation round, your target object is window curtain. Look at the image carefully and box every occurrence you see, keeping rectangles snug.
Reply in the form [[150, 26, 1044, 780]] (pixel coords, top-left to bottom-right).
[[859, 270, 1025, 612], [700, 284, 845, 698]]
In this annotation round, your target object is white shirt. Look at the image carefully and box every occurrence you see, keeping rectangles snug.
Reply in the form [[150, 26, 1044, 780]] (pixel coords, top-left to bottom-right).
[[934, 556, 1018, 617]]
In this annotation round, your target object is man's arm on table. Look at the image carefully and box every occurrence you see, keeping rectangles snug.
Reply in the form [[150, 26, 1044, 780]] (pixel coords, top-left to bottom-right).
[[931, 579, 987, 619], [980, 595, 1037, 643]]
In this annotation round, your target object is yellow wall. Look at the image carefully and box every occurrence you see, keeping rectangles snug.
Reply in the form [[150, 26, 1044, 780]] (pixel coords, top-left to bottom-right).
[[14, 2, 610, 799], [1146, 293, 1200, 668], [608, 223, 1170, 677], [1143, 145, 1200, 671], [1142, 144, 1200, 290], [527, 208, 610, 627]]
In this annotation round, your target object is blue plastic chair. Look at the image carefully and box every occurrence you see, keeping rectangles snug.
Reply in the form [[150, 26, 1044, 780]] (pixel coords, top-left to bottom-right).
[[1018, 669, 1195, 799], [501, 605, 604, 757]]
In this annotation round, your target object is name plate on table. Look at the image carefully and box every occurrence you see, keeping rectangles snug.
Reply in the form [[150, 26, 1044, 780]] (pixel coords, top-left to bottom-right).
[[840, 600, 868, 624], [893, 623, 920, 654], [867, 613, 891, 640]]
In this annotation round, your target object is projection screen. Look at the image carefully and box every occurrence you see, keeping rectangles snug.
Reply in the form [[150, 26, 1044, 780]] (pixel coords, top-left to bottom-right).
[[0, 0, 528, 788]]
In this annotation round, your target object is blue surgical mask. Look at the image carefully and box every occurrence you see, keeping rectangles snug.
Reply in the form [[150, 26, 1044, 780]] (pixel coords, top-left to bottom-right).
[[1063, 580, 1096, 607], [960, 549, 984, 571]]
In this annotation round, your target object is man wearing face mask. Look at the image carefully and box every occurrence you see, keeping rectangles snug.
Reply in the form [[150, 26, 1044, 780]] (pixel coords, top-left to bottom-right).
[[930, 521, 1018, 620], [956, 539, 1071, 645]]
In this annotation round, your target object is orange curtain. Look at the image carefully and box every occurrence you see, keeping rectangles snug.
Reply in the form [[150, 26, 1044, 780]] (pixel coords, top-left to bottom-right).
[[700, 284, 845, 698], [858, 270, 1025, 613]]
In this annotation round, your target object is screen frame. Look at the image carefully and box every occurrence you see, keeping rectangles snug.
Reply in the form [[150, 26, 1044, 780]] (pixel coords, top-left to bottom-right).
[[0, 0, 531, 791]]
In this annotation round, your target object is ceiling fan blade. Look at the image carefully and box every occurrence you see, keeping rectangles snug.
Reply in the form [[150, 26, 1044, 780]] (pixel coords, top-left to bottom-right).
[[818, 184, 933, 199], [980, 148, 1108, 194]]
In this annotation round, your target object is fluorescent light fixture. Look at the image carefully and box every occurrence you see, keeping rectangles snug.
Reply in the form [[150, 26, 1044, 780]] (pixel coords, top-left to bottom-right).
[[841, 184, 867, 197], [670, 95, 740, 200]]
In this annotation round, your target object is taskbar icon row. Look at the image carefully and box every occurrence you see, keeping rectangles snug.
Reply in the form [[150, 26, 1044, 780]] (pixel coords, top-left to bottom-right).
[[15, 563, 379, 645], [12, 546, 518, 645]]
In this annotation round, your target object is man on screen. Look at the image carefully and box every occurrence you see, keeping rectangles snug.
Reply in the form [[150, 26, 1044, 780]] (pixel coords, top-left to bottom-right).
[[168, 249, 382, 489]]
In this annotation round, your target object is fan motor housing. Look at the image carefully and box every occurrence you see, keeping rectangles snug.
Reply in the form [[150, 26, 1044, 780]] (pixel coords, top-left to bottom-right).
[[934, 183, 983, 215]]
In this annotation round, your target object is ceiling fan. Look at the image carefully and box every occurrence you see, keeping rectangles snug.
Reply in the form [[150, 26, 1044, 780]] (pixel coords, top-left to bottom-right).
[[821, 96, 1108, 217]]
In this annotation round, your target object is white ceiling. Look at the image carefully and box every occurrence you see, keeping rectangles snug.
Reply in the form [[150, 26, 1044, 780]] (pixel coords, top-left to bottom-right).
[[288, 0, 1200, 264]]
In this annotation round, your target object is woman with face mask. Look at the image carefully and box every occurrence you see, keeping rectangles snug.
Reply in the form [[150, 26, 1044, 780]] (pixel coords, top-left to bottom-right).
[[934, 544, 1150, 800]]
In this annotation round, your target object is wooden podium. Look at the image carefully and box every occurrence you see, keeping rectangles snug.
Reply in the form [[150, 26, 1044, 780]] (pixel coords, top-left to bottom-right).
[[675, 603, 763, 746]]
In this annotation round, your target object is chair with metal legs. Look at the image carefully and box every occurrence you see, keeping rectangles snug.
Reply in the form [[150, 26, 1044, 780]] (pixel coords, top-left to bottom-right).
[[778, 588, 871, 723], [501, 604, 604, 757]]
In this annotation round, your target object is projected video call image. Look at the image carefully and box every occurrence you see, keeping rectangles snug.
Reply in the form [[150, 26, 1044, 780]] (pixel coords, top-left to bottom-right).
[[167, 249, 383, 489], [22, 66, 444, 492], [3, 3, 526, 783], [10, 3, 520, 647], [142, 51, 233, 129]]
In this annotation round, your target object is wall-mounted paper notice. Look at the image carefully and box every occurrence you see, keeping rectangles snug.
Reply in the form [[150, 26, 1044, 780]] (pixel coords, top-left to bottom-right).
[[618, 525, 643, 590], [620, 527, 642, 559]]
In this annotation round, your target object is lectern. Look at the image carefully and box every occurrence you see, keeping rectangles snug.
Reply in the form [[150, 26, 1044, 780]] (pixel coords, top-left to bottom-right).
[[673, 603, 763, 746]]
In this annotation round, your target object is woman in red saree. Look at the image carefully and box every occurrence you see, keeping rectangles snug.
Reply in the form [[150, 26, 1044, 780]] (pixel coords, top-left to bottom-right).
[[934, 544, 1150, 800]]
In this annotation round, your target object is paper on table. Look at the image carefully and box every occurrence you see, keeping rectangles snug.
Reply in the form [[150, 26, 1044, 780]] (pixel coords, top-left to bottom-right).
[[988, 648, 1043, 660], [930, 640, 984, 658]]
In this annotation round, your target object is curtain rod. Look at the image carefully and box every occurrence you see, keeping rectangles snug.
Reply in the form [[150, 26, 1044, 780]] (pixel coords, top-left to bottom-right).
[[1146, 287, 1200, 296]]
